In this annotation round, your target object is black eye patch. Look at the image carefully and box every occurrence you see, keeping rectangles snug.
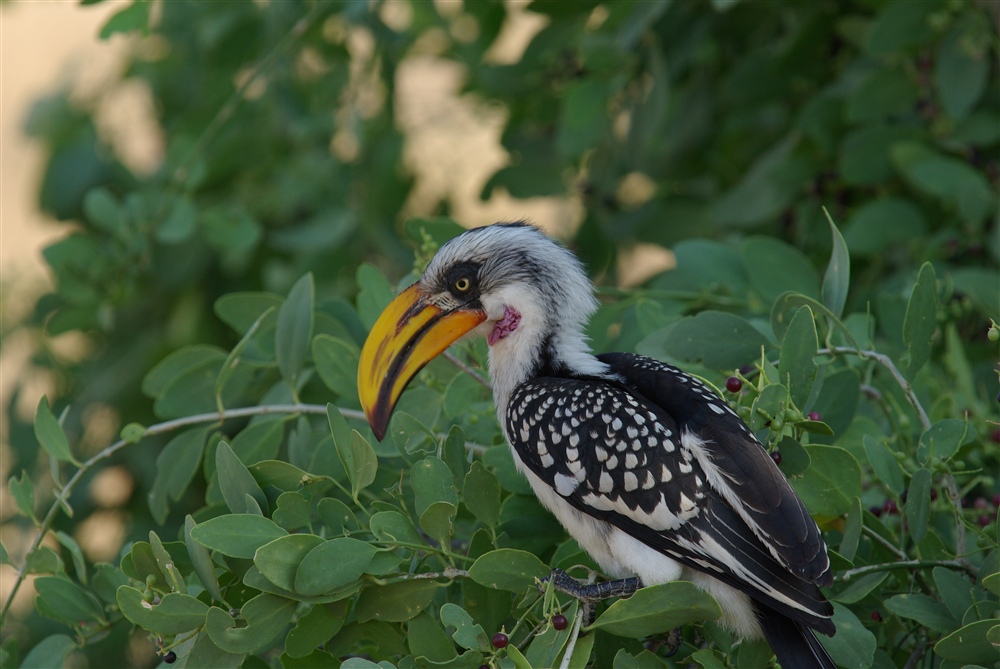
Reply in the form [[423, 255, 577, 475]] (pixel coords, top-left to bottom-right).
[[444, 261, 481, 299]]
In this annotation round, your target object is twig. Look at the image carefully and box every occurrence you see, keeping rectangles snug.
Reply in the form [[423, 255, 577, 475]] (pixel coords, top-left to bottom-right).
[[818, 347, 930, 431], [169, 5, 326, 187], [443, 351, 491, 390], [839, 559, 977, 581], [861, 525, 908, 561], [559, 606, 585, 669]]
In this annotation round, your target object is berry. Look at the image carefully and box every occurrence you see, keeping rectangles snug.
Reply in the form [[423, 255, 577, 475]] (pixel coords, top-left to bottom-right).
[[883, 499, 898, 515], [974, 497, 989, 510], [979, 514, 993, 527], [552, 614, 568, 630], [869, 505, 883, 518], [164, 651, 177, 664], [770, 451, 782, 466], [807, 411, 822, 421], [725, 377, 743, 393], [871, 611, 882, 622], [492, 632, 509, 649], [988, 327, 999, 342], [930, 488, 939, 502], [992, 430, 1000, 444], [992, 493, 1000, 507]]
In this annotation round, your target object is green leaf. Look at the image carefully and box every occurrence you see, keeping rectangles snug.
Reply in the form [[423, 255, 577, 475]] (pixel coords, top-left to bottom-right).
[[205, 593, 296, 654], [821, 213, 850, 318], [156, 195, 198, 243], [408, 610, 459, 663], [653, 311, 769, 370], [272, 491, 312, 531], [778, 306, 818, 409], [843, 198, 927, 256], [933, 620, 998, 663], [229, 418, 286, 464], [191, 514, 288, 559], [215, 440, 268, 515], [918, 419, 974, 464], [285, 602, 345, 658], [354, 580, 442, 623], [884, 593, 958, 633], [185, 633, 246, 669], [215, 306, 275, 409], [313, 335, 361, 402], [740, 236, 821, 303], [35, 576, 105, 627], [935, 14, 989, 120], [463, 462, 501, 528], [276, 273, 315, 389], [185, 515, 223, 602], [833, 572, 887, 604], [906, 468, 932, 545], [9, 470, 35, 521], [525, 602, 578, 668], [370, 510, 424, 546], [250, 460, 317, 492], [356, 263, 395, 331], [116, 586, 208, 634], [839, 497, 862, 562], [710, 135, 806, 229], [254, 534, 325, 591], [0, 542, 9, 565], [440, 603, 491, 652], [934, 567, 977, 619], [149, 428, 207, 524], [34, 397, 77, 465], [892, 143, 995, 226], [845, 66, 918, 123], [588, 582, 721, 637], [54, 531, 87, 584], [214, 292, 283, 335], [99, 0, 148, 38], [790, 445, 861, 517], [317, 497, 357, 536], [863, 435, 906, 496], [902, 262, 937, 379], [20, 634, 77, 669], [818, 603, 876, 669], [412, 457, 459, 517], [469, 549, 550, 593], [608, 648, 672, 669], [82, 187, 124, 236], [25, 546, 63, 575], [688, 649, 725, 669], [329, 404, 378, 501], [294, 538, 377, 596], [420, 501, 457, 549]]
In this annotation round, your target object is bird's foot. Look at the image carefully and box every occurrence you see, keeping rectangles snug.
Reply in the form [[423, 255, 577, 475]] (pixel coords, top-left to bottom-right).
[[543, 569, 642, 627]]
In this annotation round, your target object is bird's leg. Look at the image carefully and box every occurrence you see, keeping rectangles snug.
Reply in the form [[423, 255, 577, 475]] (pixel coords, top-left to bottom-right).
[[544, 569, 642, 627]]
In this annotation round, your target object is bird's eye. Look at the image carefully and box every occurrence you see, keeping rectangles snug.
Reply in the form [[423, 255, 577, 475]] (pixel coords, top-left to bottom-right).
[[454, 276, 472, 293]]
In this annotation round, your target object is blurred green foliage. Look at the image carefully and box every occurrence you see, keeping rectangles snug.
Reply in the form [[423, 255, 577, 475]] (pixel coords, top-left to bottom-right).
[[2, 0, 998, 668]]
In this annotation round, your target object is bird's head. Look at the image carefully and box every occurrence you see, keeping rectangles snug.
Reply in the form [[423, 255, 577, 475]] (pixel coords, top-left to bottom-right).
[[358, 222, 600, 440]]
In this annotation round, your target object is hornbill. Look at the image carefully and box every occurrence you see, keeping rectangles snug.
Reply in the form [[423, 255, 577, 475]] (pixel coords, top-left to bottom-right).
[[357, 222, 837, 668]]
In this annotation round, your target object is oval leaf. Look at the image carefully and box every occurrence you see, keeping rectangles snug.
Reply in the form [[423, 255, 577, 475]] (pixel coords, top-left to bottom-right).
[[191, 514, 288, 559], [587, 581, 721, 637]]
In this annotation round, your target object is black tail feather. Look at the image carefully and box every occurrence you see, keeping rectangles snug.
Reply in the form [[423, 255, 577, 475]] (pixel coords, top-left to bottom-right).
[[756, 603, 837, 669]]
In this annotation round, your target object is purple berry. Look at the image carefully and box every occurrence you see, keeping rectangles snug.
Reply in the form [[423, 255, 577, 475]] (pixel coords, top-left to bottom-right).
[[871, 611, 882, 622], [726, 377, 743, 393], [771, 451, 782, 466], [164, 651, 177, 664], [807, 411, 822, 421], [552, 614, 568, 630], [492, 632, 509, 649]]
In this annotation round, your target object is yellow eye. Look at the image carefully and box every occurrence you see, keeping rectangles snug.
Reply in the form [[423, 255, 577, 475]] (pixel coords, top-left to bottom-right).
[[454, 277, 471, 292]]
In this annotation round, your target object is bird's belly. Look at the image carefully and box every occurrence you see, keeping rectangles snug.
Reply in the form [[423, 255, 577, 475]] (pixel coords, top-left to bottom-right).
[[518, 464, 684, 584]]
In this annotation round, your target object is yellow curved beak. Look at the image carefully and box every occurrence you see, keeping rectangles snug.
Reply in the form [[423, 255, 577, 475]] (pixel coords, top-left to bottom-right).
[[358, 283, 486, 440]]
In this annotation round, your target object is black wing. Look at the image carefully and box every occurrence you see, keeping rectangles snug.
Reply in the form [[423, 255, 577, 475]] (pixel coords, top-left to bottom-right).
[[505, 354, 833, 634]]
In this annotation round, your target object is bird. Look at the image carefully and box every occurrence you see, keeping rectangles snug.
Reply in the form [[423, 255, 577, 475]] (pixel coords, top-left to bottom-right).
[[357, 222, 837, 668]]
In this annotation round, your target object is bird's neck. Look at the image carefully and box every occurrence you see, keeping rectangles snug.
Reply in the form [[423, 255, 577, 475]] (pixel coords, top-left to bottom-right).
[[487, 325, 610, 426]]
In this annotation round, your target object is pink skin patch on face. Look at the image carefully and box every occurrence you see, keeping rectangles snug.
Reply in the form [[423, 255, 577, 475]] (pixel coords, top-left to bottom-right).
[[488, 306, 521, 346]]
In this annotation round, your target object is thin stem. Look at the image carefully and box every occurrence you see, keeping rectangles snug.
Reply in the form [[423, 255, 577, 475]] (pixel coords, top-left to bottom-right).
[[818, 347, 931, 431], [559, 606, 585, 669], [838, 559, 977, 581], [442, 351, 490, 390], [169, 5, 326, 188], [862, 525, 908, 560]]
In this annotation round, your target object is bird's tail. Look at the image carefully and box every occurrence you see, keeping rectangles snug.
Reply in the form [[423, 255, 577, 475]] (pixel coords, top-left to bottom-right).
[[756, 604, 837, 669]]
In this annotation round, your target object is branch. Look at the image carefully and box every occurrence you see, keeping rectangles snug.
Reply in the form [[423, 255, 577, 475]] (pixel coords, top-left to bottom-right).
[[818, 347, 930, 431], [839, 559, 977, 581], [442, 351, 491, 390]]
